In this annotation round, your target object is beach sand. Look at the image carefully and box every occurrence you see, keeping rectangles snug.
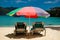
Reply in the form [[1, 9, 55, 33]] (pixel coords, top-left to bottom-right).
[[0, 27, 60, 40]]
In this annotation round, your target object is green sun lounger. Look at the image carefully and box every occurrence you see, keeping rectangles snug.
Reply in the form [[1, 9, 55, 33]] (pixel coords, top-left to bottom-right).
[[31, 22, 46, 36], [14, 22, 26, 35]]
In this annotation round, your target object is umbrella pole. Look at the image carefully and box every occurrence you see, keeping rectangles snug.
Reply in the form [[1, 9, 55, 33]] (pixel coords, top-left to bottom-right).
[[29, 16, 30, 26]]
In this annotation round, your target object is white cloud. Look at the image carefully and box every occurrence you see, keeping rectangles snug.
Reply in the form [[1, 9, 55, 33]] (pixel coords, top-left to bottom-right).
[[4, 0, 27, 3], [3, 0, 32, 3], [16, 0, 27, 3], [44, 1, 53, 4], [44, 0, 60, 4]]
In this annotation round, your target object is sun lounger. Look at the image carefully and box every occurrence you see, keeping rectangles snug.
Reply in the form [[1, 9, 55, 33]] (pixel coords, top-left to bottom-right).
[[31, 22, 46, 36], [14, 22, 26, 35]]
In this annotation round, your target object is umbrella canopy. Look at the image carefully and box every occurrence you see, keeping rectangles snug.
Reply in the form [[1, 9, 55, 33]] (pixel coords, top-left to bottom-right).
[[7, 7, 50, 18]]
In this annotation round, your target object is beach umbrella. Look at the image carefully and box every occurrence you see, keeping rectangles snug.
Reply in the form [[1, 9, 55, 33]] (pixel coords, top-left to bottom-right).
[[7, 6, 50, 26]]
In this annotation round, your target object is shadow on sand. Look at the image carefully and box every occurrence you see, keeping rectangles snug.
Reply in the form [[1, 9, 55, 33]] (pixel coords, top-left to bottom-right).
[[5, 33, 43, 39]]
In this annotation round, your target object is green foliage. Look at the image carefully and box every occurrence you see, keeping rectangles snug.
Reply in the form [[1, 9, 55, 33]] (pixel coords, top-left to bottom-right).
[[0, 7, 17, 15], [47, 7, 60, 17]]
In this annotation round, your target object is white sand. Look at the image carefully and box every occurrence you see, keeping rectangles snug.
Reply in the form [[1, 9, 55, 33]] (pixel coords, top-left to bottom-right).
[[0, 27, 60, 40]]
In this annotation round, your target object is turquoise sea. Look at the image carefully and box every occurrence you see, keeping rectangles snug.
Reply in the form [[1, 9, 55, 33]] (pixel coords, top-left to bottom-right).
[[0, 16, 60, 27]]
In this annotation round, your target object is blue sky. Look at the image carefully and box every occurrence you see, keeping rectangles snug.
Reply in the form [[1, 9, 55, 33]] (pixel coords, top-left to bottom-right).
[[0, 0, 60, 10]]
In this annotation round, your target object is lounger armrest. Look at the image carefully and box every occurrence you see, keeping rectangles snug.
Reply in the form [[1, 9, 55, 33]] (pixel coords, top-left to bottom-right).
[[15, 24, 17, 30]]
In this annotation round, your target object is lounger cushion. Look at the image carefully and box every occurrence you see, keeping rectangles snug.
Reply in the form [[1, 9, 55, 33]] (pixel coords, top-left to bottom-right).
[[33, 23, 44, 28], [17, 22, 26, 28]]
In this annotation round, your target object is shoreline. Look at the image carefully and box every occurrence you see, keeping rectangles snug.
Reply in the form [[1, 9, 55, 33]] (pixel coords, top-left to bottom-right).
[[0, 25, 60, 27], [44, 25, 60, 27]]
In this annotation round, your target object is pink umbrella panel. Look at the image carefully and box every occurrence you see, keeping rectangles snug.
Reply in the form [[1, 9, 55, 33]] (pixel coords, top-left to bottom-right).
[[16, 7, 50, 18]]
